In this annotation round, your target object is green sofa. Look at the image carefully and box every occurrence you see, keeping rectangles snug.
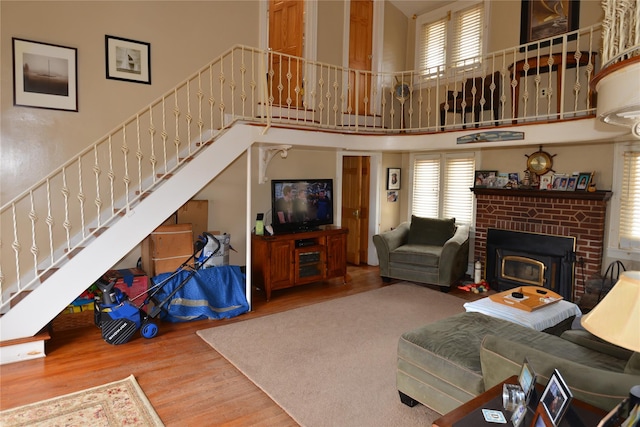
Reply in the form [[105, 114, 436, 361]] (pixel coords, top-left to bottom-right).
[[373, 216, 470, 291], [397, 312, 640, 414]]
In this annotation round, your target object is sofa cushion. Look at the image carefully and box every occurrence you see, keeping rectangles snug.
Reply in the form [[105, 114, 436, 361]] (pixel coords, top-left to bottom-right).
[[626, 352, 640, 374], [390, 244, 442, 267], [407, 216, 455, 246], [561, 329, 634, 360]]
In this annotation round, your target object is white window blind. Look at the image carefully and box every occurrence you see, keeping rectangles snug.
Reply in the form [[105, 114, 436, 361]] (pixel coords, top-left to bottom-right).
[[415, 2, 485, 76], [411, 153, 475, 224], [417, 18, 447, 75], [443, 156, 475, 224], [451, 4, 483, 69], [412, 157, 440, 218], [619, 151, 640, 249]]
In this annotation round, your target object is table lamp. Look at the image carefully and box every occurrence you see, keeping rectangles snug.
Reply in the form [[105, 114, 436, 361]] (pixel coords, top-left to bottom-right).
[[581, 270, 640, 352], [581, 270, 640, 412]]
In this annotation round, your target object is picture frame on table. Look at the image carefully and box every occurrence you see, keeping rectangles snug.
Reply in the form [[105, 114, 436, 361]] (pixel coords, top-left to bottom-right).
[[566, 176, 578, 191], [387, 168, 401, 190], [12, 38, 78, 111], [576, 172, 592, 191], [535, 369, 573, 426], [520, 0, 581, 46], [105, 35, 151, 84]]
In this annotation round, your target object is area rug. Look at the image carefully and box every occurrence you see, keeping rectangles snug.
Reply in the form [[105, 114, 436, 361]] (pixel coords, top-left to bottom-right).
[[197, 283, 466, 426], [0, 375, 163, 426]]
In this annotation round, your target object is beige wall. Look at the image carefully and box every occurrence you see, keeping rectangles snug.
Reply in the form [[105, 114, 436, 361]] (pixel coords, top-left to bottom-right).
[[479, 143, 614, 190], [1, 1, 260, 204], [317, 0, 346, 65]]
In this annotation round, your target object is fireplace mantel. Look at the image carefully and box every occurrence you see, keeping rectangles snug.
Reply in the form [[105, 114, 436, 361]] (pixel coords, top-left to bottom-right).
[[471, 188, 612, 201]]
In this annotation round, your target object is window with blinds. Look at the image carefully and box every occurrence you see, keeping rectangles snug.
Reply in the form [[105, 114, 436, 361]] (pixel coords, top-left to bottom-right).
[[451, 5, 483, 69], [619, 151, 640, 249], [411, 154, 475, 224], [415, 2, 485, 77], [412, 156, 440, 218]]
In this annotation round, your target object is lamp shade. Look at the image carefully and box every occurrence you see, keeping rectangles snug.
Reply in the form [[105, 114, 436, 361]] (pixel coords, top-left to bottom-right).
[[581, 270, 640, 352]]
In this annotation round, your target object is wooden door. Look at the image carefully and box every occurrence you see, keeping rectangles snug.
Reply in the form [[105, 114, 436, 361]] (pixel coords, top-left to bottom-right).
[[269, 0, 304, 108], [341, 156, 370, 265], [348, 0, 373, 115]]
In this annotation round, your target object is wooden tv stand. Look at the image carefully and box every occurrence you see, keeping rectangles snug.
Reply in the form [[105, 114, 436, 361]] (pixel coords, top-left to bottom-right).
[[251, 227, 349, 300]]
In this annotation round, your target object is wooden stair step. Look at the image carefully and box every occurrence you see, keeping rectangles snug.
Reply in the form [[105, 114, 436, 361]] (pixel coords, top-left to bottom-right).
[[0, 329, 51, 348]]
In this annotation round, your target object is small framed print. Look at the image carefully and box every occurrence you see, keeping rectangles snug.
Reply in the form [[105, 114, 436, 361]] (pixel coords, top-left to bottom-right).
[[474, 170, 498, 188], [552, 174, 568, 191], [12, 38, 78, 111], [576, 172, 592, 191], [387, 168, 401, 190], [566, 176, 578, 191], [518, 357, 537, 406], [105, 35, 151, 84], [539, 174, 553, 190], [537, 369, 573, 426]]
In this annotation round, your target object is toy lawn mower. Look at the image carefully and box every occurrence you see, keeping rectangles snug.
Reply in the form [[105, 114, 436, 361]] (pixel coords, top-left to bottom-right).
[[94, 232, 221, 345]]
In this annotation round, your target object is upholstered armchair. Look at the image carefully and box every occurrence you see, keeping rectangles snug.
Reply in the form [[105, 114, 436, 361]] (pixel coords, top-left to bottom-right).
[[373, 216, 470, 291], [440, 71, 501, 129]]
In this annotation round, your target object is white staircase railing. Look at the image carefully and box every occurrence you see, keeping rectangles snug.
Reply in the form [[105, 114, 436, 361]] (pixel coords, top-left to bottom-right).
[[0, 24, 610, 332]]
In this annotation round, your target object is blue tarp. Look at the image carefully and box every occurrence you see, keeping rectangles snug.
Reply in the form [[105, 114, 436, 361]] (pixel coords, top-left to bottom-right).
[[151, 265, 249, 322]]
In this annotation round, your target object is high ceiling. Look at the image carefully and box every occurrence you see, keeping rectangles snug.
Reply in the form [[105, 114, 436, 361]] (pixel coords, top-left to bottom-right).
[[388, 0, 456, 18]]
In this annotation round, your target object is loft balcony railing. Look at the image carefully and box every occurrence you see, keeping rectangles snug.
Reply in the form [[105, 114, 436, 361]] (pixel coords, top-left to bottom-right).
[[0, 22, 621, 313]]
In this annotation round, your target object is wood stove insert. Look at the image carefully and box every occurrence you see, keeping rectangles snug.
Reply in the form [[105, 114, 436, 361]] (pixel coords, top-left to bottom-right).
[[486, 228, 576, 301]]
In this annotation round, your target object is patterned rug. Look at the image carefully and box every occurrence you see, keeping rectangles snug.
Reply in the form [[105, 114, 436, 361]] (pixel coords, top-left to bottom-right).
[[0, 375, 163, 426]]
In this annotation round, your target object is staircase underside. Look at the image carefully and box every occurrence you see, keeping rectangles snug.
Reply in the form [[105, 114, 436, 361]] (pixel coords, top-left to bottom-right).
[[0, 125, 262, 363]]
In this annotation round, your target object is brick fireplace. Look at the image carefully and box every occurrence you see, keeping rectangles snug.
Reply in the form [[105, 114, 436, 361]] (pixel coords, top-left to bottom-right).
[[472, 188, 612, 302]]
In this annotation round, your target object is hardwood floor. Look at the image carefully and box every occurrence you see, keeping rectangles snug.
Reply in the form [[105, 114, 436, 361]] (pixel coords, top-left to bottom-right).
[[0, 266, 483, 426]]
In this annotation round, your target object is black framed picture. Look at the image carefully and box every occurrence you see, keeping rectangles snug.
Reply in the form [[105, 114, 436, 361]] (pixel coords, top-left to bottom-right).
[[538, 369, 573, 426], [12, 38, 78, 111], [520, 0, 580, 45], [576, 172, 592, 191], [105, 35, 151, 84], [387, 168, 401, 190]]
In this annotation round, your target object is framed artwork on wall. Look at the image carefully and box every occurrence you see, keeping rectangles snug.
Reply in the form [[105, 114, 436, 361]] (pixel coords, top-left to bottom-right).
[[387, 168, 401, 190], [520, 0, 580, 45], [12, 38, 78, 111], [105, 35, 151, 84]]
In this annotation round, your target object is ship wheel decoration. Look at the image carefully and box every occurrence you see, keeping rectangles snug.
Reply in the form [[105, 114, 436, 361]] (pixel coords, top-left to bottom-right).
[[525, 145, 556, 176]]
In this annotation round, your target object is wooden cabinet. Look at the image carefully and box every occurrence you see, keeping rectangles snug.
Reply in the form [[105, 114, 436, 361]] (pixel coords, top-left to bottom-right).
[[252, 227, 348, 300]]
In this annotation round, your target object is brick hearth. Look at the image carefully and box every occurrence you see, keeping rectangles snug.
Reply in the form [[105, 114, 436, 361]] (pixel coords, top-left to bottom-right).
[[472, 188, 612, 301]]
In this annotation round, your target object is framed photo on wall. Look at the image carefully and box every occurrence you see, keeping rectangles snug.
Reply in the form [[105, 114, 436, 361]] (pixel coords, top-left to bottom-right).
[[105, 35, 151, 84], [520, 0, 580, 45], [12, 38, 78, 111], [387, 168, 401, 190]]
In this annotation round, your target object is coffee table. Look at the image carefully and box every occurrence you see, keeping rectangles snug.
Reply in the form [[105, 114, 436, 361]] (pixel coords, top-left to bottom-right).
[[463, 296, 581, 334], [432, 376, 606, 427]]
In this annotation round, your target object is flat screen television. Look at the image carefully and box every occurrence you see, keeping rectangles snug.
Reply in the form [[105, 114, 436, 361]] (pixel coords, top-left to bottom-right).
[[271, 178, 334, 234]]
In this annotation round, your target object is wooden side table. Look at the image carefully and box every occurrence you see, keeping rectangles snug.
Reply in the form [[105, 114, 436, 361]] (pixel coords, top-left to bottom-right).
[[509, 52, 597, 121], [432, 376, 607, 427]]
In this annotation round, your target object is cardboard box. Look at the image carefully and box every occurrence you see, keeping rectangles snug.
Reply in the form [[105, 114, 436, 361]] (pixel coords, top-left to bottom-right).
[[142, 223, 194, 276], [177, 200, 209, 240], [106, 268, 149, 302]]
